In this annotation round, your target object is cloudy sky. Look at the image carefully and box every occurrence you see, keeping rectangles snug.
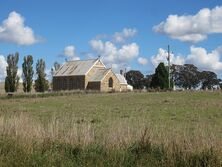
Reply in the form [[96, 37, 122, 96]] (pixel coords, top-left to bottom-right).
[[0, 0, 222, 81]]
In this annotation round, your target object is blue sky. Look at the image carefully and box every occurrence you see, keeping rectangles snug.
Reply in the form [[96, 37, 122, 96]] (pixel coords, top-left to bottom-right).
[[0, 0, 222, 80]]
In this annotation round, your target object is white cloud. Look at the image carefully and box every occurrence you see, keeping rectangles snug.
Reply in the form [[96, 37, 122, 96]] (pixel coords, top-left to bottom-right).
[[45, 68, 52, 81], [118, 43, 139, 61], [113, 28, 137, 43], [94, 28, 137, 43], [89, 28, 138, 71], [153, 6, 222, 43], [0, 11, 38, 45], [138, 57, 148, 65], [186, 46, 222, 72], [151, 48, 185, 67], [18, 68, 22, 83], [90, 39, 139, 71], [0, 55, 7, 82], [90, 40, 104, 53], [151, 46, 222, 74], [63, 45, 80, 61]]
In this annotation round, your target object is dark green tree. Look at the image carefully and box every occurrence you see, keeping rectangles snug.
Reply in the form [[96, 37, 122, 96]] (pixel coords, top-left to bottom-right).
[[199, 71, 220, 89], [34, 59, 49, 92], [150, 62, 169, 89], [4, 52, 20, 92], [22, 55, 34, 92], [171, 64, 200, 89], [143, 74, 153, 89], [171, 64, 221, 89], [125, 70, 144, 89]]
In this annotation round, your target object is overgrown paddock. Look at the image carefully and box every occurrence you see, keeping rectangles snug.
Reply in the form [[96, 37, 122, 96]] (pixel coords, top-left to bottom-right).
[[0, 91, 222, 166]]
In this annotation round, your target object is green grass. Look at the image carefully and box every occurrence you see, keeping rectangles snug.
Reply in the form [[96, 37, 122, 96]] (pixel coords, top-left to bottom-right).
[[0, 91, 222, 166]]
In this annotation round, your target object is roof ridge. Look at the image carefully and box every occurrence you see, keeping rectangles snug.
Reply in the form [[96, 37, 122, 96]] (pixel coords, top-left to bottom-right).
[[54, 58, 100, 76]]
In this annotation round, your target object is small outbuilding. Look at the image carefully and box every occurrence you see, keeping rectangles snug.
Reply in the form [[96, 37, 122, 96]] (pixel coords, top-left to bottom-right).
[[53, 58, 131, 92]]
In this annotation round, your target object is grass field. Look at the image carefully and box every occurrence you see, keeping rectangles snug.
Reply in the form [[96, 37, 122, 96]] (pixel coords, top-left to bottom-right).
[[0, 83, 3, 94], [0, 91, 222, 166]]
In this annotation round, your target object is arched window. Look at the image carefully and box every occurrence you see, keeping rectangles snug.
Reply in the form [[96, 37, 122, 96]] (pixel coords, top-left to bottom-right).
[[108, 77, 113, 88]]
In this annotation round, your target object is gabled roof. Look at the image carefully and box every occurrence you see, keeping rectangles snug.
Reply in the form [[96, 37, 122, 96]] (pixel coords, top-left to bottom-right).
[[54, 59, 102, 76], [116, 74, 127, 85], [89, 68, 111, 82]]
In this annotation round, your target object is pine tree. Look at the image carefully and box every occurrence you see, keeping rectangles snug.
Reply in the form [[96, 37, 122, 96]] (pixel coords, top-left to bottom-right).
[[34, 59, 49, 92], [4, 52, 20, 93], [22, 55, 34, 92], [150, 62, 169, 89]]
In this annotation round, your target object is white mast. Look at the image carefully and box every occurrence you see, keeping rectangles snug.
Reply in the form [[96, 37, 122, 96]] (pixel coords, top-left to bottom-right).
[[167, 45, 171, 89]]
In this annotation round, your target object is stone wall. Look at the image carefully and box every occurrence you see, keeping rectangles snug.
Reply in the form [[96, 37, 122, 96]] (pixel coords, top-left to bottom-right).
[[100, 70, 121, 92], [120, 84, 127, 92], [53, 76, 85, 91]]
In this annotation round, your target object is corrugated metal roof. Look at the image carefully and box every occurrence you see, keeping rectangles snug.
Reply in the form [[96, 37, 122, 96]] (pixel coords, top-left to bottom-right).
[[116, 74, 127, 84], [54, 59, 98, 76], [89, 68, 110, 82]]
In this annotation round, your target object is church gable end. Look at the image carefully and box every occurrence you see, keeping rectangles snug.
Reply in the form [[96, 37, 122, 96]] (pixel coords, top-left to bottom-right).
[[95, 59, 105, 67], [100, 70, 121, 92]]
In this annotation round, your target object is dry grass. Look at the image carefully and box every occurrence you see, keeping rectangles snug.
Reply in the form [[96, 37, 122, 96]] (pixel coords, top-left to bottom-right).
[[0, 110, 221, 153], [0, 83, 4, 95], [0, 91, 222, 166], [0, 113, 94, 148]]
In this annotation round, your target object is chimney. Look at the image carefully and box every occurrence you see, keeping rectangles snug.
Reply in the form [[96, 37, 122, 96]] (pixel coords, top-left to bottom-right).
[[120, 69, 123, 75]]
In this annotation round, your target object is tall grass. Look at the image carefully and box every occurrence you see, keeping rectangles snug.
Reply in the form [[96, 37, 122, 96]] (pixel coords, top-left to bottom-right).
[[0, 113, 221, 166]]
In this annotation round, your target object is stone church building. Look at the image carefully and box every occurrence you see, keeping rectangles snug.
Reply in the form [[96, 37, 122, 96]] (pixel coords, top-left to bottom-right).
[[53, 58, 130, 92]]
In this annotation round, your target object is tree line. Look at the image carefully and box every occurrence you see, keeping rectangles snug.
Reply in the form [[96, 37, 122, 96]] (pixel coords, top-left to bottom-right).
[[126, 62, 221, 90], [4, 53, 221, 93], [5, 52, 49, 93]]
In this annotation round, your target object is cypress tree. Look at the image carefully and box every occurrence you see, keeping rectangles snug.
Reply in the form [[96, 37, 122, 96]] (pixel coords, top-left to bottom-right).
[[22, 55, 34, 92], [34, 59, 49, 92], [150, 62, 169, 89], [4, 52, 19, 92]]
